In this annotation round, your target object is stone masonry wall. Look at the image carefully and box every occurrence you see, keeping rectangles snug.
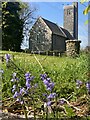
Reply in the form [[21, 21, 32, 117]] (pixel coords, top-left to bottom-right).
[[64, 2, 78, 39], [29, 17, 52, 51], [64, 5, 74, 38], [66, 40, 81, 57]]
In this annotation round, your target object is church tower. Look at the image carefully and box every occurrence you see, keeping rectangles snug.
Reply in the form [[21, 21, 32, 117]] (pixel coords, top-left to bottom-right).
[[64, 2, 78, 39]]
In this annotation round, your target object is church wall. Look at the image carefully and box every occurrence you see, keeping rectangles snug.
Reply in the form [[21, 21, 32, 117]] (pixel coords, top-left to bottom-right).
[[29, 17, 52, 51], [52, 34, 66, 52]]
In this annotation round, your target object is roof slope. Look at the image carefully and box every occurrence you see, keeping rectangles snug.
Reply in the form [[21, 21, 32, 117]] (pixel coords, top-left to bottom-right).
[[60, 27, 74, 39], [42, 17, 73, 39]]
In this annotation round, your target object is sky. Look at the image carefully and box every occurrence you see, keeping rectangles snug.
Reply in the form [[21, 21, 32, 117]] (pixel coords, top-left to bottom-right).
[[21, 2, 88, 49]]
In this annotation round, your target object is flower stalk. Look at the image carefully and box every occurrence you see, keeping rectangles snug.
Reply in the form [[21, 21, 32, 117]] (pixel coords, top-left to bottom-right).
[[22, 103, 28, 120]]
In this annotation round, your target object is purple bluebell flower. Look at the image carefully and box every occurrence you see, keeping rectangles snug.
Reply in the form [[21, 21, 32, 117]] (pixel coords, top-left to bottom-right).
[[46, 82, 55, 91], [25, 72, 31, 77], [47, 86, 51, 91], [47, 94, 53, 99], [47, 78, 51, 82], [40, 77, 45, 81], [76, 80, 83, 88], [11, 73, 19, 82], [25, 72, 34, 82], [5, 54, 11, 63], [16, 78, 19, 81], [13, 72, 17, 78], [76, 80, 83, 85], [25, 72, 34, 90], [11, 79, 15, 82], [59, 99, 65, 105], [26, 77, 30, 81], [26, 81, 31, 89], [43, 74, 47, 78], [16, 98, 21, 102], [20, 88, 25, 95], [49, 82, 54, 89], [41, 74, 55, 91], [30, 76, 34, 81], [20, 101, 24, 104], [12, 85, 16, 92], [40, 73, 56, 108], [52, 93, 57, 97], [13, 85, 16, 89], [47, 93, 56, 99], [0, 69, 4, 74], [13, 91, 20, 98], [43, 93, 47, 98], [25, 73, 30, 79], [5, 54, 10, 59], [12, 89, 15, 93], [86, 82, 90, 94], [86, 82, 90, 89], [43, 79, 49, 85], [47, 101, 52, 106], [25, 89, 28, 95], [0, 69, 4, 77], [40, 74, 47, 80], [34, 83, 38, 88]]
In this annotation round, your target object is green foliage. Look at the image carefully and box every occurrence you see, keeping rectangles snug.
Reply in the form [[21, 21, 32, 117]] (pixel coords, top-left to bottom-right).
[[83, 5, 90, 15], [84, 19, 89, 24], [1, 51, 90, 118], [1, 51, 88, 100], [2, 1, 36, 51], [65, 105, 76, 117], [80, 0, 88, 4], [80, 0, 90, 24], [2, 2, 24, 51]]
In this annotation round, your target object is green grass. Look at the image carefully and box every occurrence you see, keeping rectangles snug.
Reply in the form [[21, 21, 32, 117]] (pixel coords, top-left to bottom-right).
[[1, 50, 89, 99], [1, 50, 90, 118]]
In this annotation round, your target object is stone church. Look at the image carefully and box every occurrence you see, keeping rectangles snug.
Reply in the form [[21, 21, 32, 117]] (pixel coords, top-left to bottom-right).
[[29, 2, 80, 53]]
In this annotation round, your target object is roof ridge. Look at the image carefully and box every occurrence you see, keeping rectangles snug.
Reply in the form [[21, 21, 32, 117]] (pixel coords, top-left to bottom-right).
[[39, 17, 72, 38], [42, 17, 57, 26], [58, 26, 67, 37]]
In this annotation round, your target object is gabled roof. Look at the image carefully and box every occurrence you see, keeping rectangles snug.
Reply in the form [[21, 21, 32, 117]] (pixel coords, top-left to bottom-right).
[[60, 27, 74, 39], [42, 17, 73, 39]]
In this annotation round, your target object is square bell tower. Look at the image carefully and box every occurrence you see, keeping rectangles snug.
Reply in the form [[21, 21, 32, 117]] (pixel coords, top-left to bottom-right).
[[64, 2, 78, 39]]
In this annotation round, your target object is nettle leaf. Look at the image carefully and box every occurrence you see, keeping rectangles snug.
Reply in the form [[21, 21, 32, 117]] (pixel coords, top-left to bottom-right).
[[4, 11, 9, 15], [80, 0, 88, 4], [85, 20, 88, 24], [85, 20, 90, 24], [83, 5, 90, 15]]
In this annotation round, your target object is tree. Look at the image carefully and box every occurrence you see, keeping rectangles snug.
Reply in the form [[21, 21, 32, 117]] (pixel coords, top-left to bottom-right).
[[80, 0, 90, 24], [0, 1, 2, 50], [2, 1, 37, 51], [19, 3, 37, 49], [2, 2, 24, 51]]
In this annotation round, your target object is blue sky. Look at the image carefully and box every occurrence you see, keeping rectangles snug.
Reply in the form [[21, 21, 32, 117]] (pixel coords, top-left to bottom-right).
[[22, 2, 88, 49]]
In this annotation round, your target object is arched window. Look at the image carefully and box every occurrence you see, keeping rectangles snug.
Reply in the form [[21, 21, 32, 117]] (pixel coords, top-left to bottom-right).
[[67, 9, 71, 15], [67, 8, 73, 15]]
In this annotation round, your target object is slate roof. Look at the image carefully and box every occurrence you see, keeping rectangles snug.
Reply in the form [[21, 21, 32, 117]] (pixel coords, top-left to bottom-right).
[[42, 17, 73, 39], [60, 27, 74, 39]]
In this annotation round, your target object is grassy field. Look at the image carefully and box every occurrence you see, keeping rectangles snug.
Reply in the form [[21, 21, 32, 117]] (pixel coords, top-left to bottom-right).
[[1, 51, 88, 97], [1, 50, 90, 118]]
